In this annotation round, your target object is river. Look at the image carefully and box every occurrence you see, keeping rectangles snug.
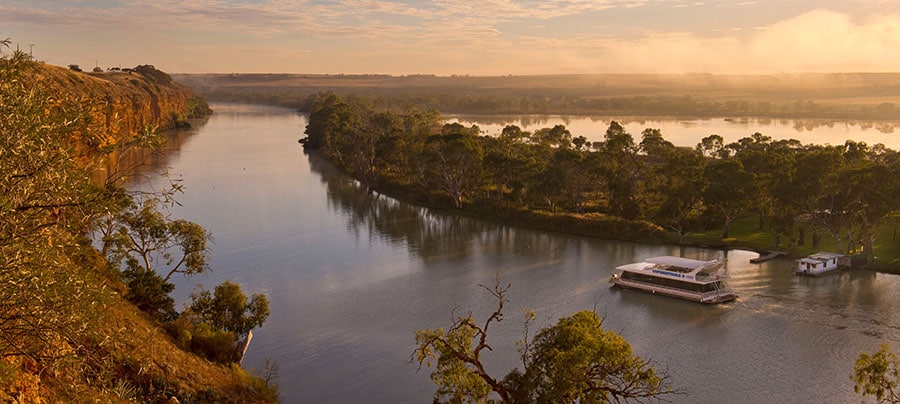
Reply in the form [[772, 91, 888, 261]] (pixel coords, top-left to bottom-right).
[[144, 104, 900, 403]]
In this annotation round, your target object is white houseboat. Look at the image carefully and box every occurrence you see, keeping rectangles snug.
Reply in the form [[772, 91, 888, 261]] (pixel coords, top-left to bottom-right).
[[609, 256, 736, 304], [795, 252, 844, 276]]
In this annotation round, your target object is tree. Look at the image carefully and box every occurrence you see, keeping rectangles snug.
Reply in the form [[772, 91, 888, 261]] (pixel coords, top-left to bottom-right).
[[651, 148, 706, 242], [190, 280, 270, 338], [302, 92, 358, 150], [702, 159, 755, 239], [853, 344, 900, 403], [421, 127, 484, 208], [598, 122, 642, 219], [505, 311, 672, 403], [102, 197, 210, 283], [121, 262, 176, 320], [696, 134, 725, 159], [537, 148, 593, 213], [414, 281, 675, 404], [639, 128, 674, 158]]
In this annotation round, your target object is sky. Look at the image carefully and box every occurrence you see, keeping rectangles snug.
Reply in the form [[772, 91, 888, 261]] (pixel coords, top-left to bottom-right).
[[2, 0, 899, 75]]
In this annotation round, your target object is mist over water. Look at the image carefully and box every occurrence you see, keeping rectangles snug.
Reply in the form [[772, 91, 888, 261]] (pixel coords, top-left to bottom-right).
[[146, 104, 900, 403]]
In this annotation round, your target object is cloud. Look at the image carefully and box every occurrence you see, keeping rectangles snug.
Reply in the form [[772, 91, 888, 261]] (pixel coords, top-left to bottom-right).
[[592, 9, 900, 73], [4, 1, 899, 74]]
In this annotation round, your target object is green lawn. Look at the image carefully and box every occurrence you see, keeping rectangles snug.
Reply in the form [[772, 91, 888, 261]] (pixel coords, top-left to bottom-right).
[[683, 215, 900, 272]]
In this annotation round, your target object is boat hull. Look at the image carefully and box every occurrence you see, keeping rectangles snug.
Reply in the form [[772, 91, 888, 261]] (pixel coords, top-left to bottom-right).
[[794, 267, 844, 276], [610, 276, 736, 304]]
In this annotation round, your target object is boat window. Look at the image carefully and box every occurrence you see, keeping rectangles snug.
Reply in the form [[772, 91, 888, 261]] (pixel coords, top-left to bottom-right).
[[621, 272, 725, 293]]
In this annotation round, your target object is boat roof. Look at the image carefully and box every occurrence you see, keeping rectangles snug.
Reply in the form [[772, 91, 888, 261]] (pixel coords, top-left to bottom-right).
[[797, 252, 843, 263], [615, 256, 726, 283], [644, 256, 719, 271]]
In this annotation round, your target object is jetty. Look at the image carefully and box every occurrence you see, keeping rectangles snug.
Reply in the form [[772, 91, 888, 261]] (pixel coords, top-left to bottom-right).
[[750, 251, 786, 264]]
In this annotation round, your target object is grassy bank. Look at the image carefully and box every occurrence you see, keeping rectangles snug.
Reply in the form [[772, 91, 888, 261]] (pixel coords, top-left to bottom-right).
[[364, 163, 899, 273], [685, 215, 900, 272]]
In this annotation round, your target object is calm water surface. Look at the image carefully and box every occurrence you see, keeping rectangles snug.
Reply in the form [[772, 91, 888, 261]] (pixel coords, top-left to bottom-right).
[[147, 104, 900, 403], [447, 114, 900, 150]]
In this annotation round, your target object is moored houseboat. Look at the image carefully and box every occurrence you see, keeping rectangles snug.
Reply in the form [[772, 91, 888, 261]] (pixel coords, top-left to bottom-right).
[[795, 252, 845, 276], [609, 256, 736, 304]]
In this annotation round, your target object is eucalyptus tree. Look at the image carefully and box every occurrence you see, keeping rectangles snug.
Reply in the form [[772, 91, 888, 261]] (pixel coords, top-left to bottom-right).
[[781, 145, 842, 248], [696, 134, 725, 159], [702, 159, 755, 239], [638, 128, 675, 158], [530, 124, 572, 149], [853, 344, 900, 403], [385, 107, 440, 181], [189, 280, 270, 339], [597, 121, 642, 219], [302, 92, 359, 151], [482, 134, 543, 205], [414, 281, 676, 404], [536, 147, 594, 213], [420, 124, 484, 208], [651, 148, 707, 242], [99, 197, 210, 318]]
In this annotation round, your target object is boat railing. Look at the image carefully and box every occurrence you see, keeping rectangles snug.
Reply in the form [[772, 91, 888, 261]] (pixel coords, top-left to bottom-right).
[[613, 275, 736, 303], [696, 273, 729, 281], [700, 289, 734, 301], [616, 277, 734, 297]]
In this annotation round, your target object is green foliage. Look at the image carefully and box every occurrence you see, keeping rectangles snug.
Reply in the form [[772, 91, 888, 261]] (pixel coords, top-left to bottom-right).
[[0, 43, 111, 361], [702, 159, 755, 239], [506, 311, 669, 403], [164, 281, 269, 364], [121, 260, 176, 321], [102, 197, 210, 283], [189, 281, 270, 338], [188, 322, 240, 363], [186, 95, 213, 118], [414, 282, 674, 403], [306, 91, 900, 267], [853, 344, 900, 403], [422, 127, 485, 208]]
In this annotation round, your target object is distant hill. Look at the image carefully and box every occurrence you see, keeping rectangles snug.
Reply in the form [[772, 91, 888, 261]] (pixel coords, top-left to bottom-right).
[[174, 72, 900, 120]]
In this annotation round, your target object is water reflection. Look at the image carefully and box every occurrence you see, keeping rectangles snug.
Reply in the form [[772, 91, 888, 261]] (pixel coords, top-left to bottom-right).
[[447, 114, 900, 149], [140, 104, 900, 404]]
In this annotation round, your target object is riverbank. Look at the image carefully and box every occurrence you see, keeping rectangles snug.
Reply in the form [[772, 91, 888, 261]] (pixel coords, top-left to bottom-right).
[[1, 57, 275, 402], [304, 148, 899, 273]]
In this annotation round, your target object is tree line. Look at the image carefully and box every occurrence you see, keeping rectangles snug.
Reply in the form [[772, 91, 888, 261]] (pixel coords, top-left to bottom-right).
[[303, 92, 900, 264], [303, 91, 900, 402], [194, 84, 900, 121]]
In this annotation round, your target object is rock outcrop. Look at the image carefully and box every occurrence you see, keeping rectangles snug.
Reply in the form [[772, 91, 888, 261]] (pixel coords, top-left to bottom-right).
[[31, 63, 211, 145]]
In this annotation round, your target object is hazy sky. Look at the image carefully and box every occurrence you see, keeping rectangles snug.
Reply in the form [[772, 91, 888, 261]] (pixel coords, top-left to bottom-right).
[[2, 0, 899, 75]]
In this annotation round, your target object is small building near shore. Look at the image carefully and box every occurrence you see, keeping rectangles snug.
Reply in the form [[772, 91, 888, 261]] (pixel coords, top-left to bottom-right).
[[796, 252, 844, 276]]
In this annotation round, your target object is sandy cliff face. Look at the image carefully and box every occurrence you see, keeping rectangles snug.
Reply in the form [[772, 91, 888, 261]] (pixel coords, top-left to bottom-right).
[[33, 63, 209, 146]]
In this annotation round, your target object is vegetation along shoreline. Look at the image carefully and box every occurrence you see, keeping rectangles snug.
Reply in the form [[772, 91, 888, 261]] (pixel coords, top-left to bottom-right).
[[299, 92, 900, 272]]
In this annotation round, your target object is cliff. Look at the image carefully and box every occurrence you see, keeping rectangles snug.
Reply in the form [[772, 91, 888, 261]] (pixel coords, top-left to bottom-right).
[[2, 60, 275, 402], [32, 63, 211, 144]]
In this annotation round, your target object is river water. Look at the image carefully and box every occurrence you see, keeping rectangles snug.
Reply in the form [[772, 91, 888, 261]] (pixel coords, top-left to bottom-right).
[[145, 104, 900, 403], [447, 115, 900, 150]]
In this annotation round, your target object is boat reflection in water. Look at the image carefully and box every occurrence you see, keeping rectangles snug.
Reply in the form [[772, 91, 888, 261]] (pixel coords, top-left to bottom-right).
[[610, 256, 737, 304]]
